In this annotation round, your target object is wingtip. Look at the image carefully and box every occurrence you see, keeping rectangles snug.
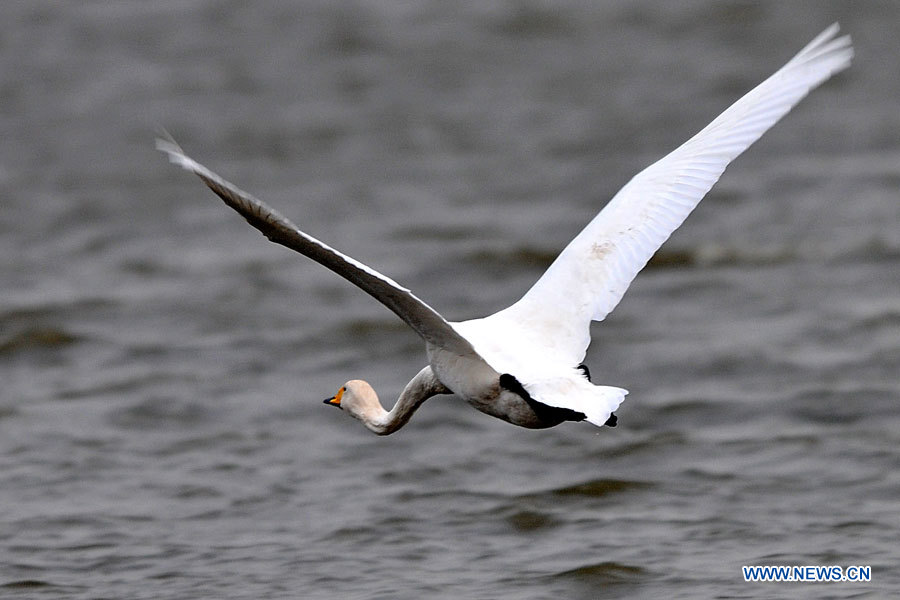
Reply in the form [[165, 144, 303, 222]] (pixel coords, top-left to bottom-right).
[[777, 22, 853, 88], [799, 22, 854, 68], [154, 127, 180, 153], [812, 22, 842, 47], [154, 131, 202, 173]]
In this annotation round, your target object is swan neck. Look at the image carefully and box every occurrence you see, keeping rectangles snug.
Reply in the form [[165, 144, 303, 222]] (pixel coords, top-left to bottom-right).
[[364, 366, 449, 435]]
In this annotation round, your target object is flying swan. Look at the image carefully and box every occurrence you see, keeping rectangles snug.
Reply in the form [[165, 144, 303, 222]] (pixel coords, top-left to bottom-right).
[[158, 25, 851, 435]]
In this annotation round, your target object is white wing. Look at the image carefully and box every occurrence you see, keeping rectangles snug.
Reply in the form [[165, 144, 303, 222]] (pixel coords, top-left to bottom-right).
[[485, 24, 852, 367]]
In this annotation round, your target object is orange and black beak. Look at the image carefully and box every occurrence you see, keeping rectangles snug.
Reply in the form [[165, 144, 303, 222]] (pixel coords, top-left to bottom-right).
[[323, 387, 344, 409]]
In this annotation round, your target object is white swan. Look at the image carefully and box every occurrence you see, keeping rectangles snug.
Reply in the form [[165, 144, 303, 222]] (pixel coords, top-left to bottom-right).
[[158, 25, 851, 435]]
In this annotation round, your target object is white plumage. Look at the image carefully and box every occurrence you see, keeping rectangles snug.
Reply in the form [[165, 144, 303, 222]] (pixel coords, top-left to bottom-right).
[[158, 25, 851, 434]]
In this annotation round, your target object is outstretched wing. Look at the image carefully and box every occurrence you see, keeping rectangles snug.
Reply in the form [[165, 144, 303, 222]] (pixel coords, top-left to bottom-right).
[[156, 136, 484, 361], [488, 24, 852, 367]]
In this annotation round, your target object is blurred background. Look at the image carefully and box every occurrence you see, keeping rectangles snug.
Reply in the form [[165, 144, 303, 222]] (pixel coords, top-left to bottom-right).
[[1, 1, 898, 598]]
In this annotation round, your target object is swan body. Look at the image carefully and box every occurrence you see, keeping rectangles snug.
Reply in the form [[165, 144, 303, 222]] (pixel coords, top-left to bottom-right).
[[158, 25, 852, 435]]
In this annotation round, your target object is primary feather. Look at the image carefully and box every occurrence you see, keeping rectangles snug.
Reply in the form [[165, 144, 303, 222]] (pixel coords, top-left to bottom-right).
[[475, 24, 852, 371]]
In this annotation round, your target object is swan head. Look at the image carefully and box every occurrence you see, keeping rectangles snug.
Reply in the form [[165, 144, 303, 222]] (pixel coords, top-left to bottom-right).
[[324, 380, 386, 427]]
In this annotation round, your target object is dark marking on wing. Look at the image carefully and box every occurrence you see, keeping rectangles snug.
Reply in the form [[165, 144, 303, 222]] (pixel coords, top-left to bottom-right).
[[577, 363, 591, 381], [499, 373, 586, 425]]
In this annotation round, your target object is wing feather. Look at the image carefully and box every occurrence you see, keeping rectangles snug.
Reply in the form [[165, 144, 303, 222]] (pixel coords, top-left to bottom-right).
[[156, 136, 482, 360], [488, 24, 852, 366]]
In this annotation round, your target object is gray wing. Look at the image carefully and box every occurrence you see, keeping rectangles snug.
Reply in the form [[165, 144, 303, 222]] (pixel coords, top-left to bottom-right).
[[156, 135, 482, 360]]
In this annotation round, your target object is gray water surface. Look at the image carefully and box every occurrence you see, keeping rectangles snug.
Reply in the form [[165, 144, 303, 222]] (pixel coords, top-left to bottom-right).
[[2, 2, 899, 599]]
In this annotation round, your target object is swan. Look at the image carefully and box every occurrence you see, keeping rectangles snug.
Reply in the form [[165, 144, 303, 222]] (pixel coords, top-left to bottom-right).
[[157, 24, 851, 435]]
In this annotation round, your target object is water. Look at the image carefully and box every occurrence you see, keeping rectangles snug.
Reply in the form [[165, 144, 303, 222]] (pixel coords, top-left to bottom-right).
[[2, 1, 898, 598]]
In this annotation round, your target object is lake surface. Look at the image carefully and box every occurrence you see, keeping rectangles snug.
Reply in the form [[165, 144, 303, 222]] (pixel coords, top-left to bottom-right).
[[2, 2, 898, 598]]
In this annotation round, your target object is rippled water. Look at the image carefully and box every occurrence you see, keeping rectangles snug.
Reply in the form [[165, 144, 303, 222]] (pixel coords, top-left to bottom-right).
[[2, 2, 899, 598]]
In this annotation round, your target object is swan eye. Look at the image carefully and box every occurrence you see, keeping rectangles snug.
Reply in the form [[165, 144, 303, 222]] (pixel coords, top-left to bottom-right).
[[324, 386, 344, 408]]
